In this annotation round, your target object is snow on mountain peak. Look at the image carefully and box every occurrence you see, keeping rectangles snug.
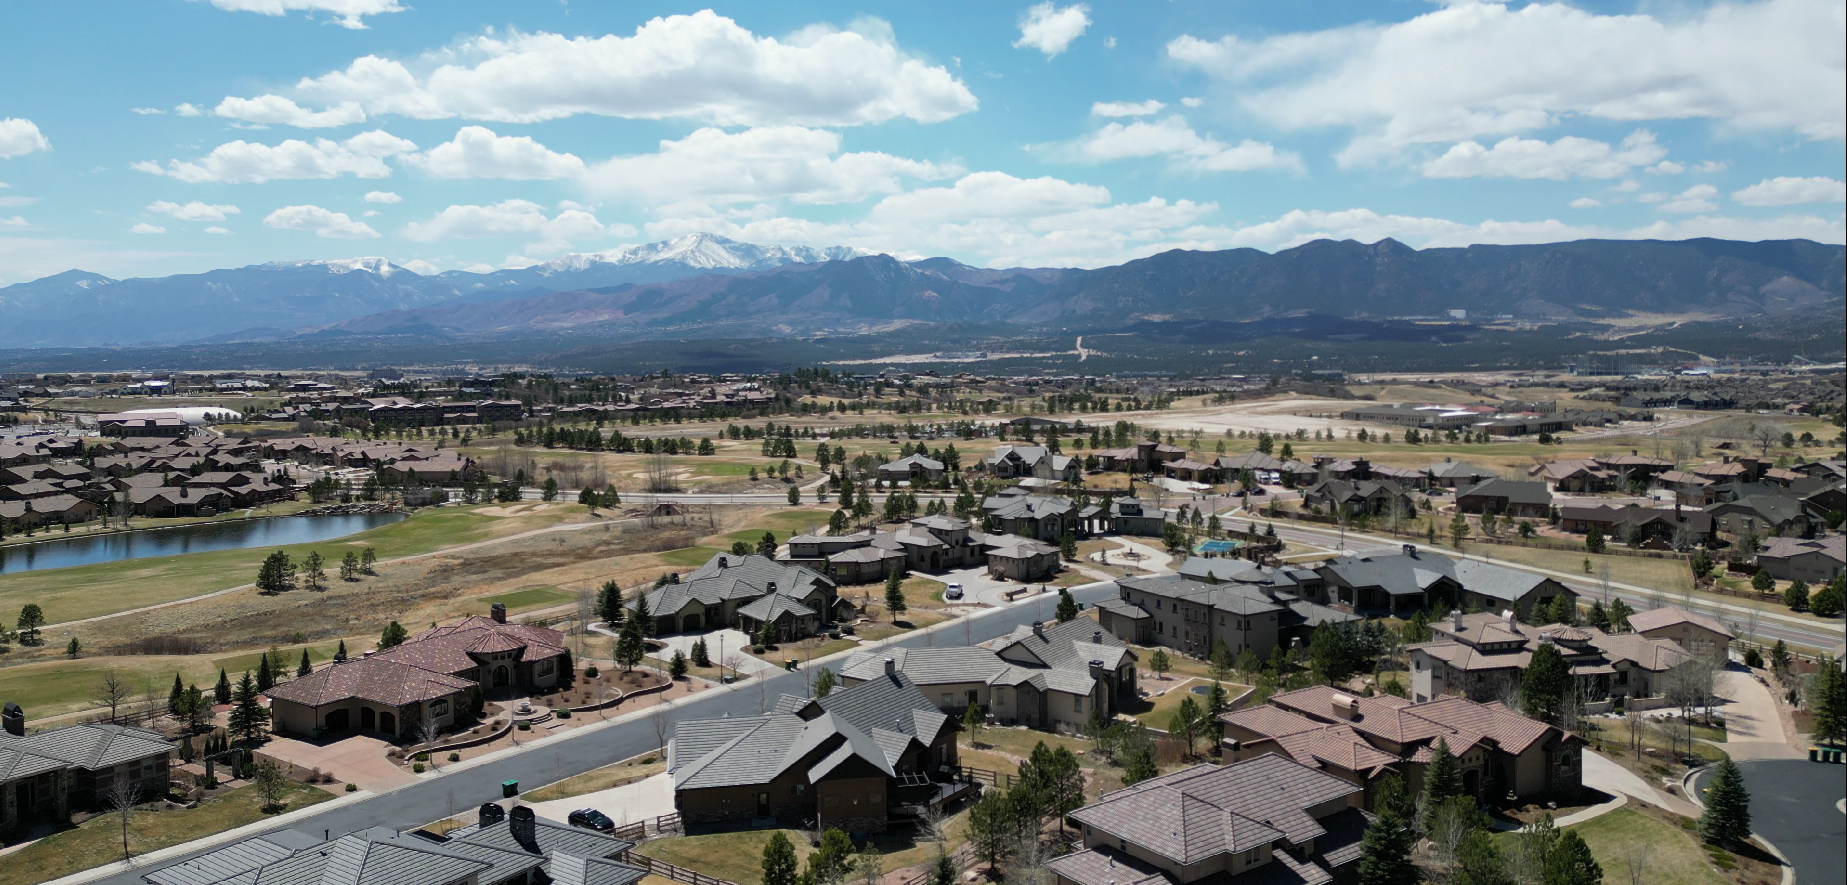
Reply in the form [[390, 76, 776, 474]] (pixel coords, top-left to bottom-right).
[[529, 234, 877, 275], [268, 257, 405, 277]]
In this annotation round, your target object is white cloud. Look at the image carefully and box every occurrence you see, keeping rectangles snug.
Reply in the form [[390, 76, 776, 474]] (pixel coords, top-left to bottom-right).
[[400, 258, 440, 274], [1104, 37, 1116, 49], [132, 107, 165, 115], [214, 95, 367, 128], [264, 12, 974, 128], [1649, 160, 1685, 174], [1068, 116, 1303, 173], [404, 126, 585, 179], [1615, 179, 1640, 192], [462, 262, 496, 273], [363, 190, 401, 203], [130, 223, 167, 234], [1091, 100, 1164, 117], [1637, 192, 1667, 203], [1690, 160, 1728, 174], [0, 119, 51, 158], [1014, 3, 1092, 58], [175, 103, 204, 117], [1168, 0, 1847, 167], [132, 130, 416, 183], [263, 204, 380, 238], [147, 200, 241, 222], [1731, 176, 1846, 206], [0, 216, 31, 229], [402, 199, 618, 255], [198, 0, 404, 30], [1180, 97, 1203, 108], [204, 226, 232, 235], [1657, 184, 1719, 214], [582, 126, 956, 206], [0, 196, 36, 207], [1421, 130, 1667, 180], [1570, 198, 1601, 209]]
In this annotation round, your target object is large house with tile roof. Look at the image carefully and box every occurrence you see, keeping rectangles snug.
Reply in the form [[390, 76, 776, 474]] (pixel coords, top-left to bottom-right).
[[1054, 755, 1371, 885], [668, 666, 961, 833], [268, 607, 567, 741], [634, 552, 848, 638], [1314, 548, 1574, 619], [1625, 605, 1735, 659], [984, 444, 1079, 483], [2, 718, 172, 831], [1408, 610, 1692, 707], [839, 617, 1136, 735], [782, 515, 1062, 584], [1102, 568, 1356, 662]]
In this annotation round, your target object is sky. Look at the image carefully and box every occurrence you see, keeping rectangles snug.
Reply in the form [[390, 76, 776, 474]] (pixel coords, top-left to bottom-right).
[[0, 0, 1843, 285]]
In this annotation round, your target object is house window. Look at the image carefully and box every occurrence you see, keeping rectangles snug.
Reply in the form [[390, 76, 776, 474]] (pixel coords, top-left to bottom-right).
[[429, 699, 450, 716], [943, 694, 954, 706], [538, 659, 555, 676], [1073, 696, 1084, 713], [826, 797, 838, 806]]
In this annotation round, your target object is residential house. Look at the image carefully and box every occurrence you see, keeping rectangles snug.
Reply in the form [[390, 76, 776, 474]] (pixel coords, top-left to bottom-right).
[[877, 454, 946, 486], [1106, 497, 1167, 537], [1301, 478, 1414, 518], [1755, 536, 1846, 584], [984, 445, 1079, 483], [783, 516, 1063, 584], [1054, 755, 1369, 885], [1455, 478, 1552, 519], [1106, 569, 1355, 660], [635, 553, 847, 637], [1, 714, 172, 832], [1705, 494, 1816, 538], [1316, 548, 1574, 620], [983, 492, 1081, 541], [1408, 611, 1691, 705], [839, 617, 1137, 734], [1527, 459, 1616, 493], [1094, 440, 1188, 474], [1556, 503, 1714, 548], [1423, 459, 1499, 488], [668, 666, 962, 832], [1626, 606, 1735, 659]]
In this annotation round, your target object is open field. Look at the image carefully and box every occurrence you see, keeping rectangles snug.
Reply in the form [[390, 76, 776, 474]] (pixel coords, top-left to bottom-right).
[[1490, 806, 1735, 885], [523, 752, 667, 803], [0, 781, 332, 885]]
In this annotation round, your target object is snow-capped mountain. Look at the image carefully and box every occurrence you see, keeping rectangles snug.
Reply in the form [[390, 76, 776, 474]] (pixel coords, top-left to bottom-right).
[[527, 234, 873, 275]]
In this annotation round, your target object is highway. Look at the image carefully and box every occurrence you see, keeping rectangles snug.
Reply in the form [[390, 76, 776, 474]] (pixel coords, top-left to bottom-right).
[[89, 581, 1122, 885]]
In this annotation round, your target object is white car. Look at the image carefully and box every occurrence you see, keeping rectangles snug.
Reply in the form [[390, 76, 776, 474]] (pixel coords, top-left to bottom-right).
[[944, 582, 964, 601]]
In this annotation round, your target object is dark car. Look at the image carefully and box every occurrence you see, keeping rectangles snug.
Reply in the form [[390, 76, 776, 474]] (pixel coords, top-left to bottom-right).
[[568, 809, 615, 832]]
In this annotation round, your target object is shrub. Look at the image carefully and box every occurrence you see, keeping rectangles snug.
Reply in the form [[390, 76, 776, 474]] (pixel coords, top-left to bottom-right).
[[412, 762, 426, 773], [345, 783, 358, 792], [1743, 647, 1764, 669], [413, 752, 429, 761], [448, 752, 461, 762], [584, 665, 599, 678], [557, 709, 572, 719]]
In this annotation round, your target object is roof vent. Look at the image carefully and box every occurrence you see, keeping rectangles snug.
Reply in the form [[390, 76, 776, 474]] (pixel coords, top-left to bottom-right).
[[884, 657, 896, 677]]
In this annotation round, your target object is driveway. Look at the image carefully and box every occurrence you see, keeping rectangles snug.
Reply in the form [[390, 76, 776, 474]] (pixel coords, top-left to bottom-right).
[[260, 734, 415, 792], [527, 772, 675, 829], [653, 628, 777, 675], [1581, 748, 1700, 818], [925, 566, 1028, 607], [1091, 537, 1175, 575], [1713, 668, 1803, 760], [1698, 759, 1846, 885]]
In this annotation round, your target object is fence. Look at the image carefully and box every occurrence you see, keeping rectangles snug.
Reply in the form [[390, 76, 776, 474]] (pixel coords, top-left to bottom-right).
[[612, 812, 683, 843], [954, 764, 1015, 789], [891, 844, 977, 885], [628, 852, 741, 885]]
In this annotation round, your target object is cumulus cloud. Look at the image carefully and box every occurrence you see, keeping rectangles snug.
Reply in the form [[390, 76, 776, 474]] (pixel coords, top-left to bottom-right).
[[131, 130, 416, 183], [364, 190, 401, 203], [264, 204, 380, 238], [404, 126, 585, 179], [1731, 176, 1846, 206], [1570, 198, 1602, 209], [0, 119, 51, 158], [1690, 160, 1728, 174], [147, 200, 241, 222], [132, 107, 165, 115], [1168, 0, 1847, 167], [1068, 116, 1303, 173], [130, 223, 167, 234], [402, 199, 618, 255], [1014, 3, 1091, 58], [1091, 100, 1164, 117], [204, 226, 232, 235], [1421, 130, 1666, 180], [175, 103, 204, 116], [400, 258, 440, 275], [0, 195, 36, 207], [1658, 184, 1719, 213], [198, 0, 404, 30], [1649, 160, 1685, 175], [214, 95, 367, 128], [583, 126, 956, 208], [0, 216, 31, 229], [243, 12, 974, 128]]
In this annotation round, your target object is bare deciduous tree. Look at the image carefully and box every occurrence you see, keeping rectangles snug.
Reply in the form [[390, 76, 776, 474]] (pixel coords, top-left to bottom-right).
[[650, 700, 672, 754], [104, 775, 141, 866], [1614, 838, 1653, 885], [92, 670, 132, 723]]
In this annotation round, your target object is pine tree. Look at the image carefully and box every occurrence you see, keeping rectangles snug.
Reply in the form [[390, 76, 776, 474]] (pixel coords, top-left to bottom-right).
[[633, 594, 653, 637], [360, 546, 377, 574], [884, 570, 907, 619], [1697, 757, 1752, 847], [169, 673, 185, 714], [1421, 737, 1464, 832], [691, 637, 711, 668], [301, 551, 325, 591], [1585, 599, 1610, 631], [814, 667, 837, 698], [1055, 588, 1079, 622], [615, 614, 646, 672], [214, 668, 232, 705], [1784, 579, 1810, 612], [297, 648, 313, 677], [1148, 648, 1171, 680], [379, 620, 409, 649], [336, 640, 348, 660], [1521, 642, 1571, 722], [669, 649, 688, 679], [596, 580, 625, 625], [761, 831, 799, 885], [227, 671, 271, 745], [962, 702, 984, 745], [256, 654, 273, 692], [1542, 829, 1602, 885], [340, 551, 360, 581], [1809, 660, 1846, 745]]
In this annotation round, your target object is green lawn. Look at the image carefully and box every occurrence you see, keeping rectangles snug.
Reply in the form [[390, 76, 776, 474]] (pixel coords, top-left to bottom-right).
[[1124, 677, 1249, 728], [638, 829, 817, 885], [0, 781, 332, 885], [0, 504, 577, 626], [657, 546, 724, 568], [1493, 807, 1729, 885], [483, 586, 576, 612], [0, 640, 353, 723]]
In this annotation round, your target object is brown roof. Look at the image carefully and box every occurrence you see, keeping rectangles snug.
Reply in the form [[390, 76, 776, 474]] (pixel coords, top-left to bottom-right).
[[373, 616, 567, 675], [267, 657, 475, 708], [1403, 697, 1565, 756], [1271, 724, 1402, 776], [1221, 705, 1327, 740], [1068, 756, 1358, 864]]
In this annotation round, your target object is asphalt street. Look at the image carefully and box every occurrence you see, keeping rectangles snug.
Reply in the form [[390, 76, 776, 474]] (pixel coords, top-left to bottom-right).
[[93, 581, 1122, 885], [1696, 758, 1846, 885]]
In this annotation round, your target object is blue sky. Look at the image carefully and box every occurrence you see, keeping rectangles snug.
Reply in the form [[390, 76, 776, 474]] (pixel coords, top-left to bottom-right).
[[0, 0, 1842, 285]]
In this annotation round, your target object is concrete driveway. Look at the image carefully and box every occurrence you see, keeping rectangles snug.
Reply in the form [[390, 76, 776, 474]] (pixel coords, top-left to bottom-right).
[[527, 772, 675, 829], [924, 567, 1024, 607], [1713, 668, 1803, 760], [1091, 537, 1175, 575], [260, 735, 415, 792], [1699, 759, 1846, 885], [653, 628, 777, 675]]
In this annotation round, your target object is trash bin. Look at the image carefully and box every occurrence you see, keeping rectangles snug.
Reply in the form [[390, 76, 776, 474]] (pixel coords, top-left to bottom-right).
[[785, 659, 799, 671], [1810, 747, 1821, 762], [502, 780, 519, 798]]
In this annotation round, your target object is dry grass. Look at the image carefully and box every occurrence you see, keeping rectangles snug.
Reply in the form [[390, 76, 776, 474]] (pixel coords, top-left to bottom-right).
[[524, 752, 667, 802]]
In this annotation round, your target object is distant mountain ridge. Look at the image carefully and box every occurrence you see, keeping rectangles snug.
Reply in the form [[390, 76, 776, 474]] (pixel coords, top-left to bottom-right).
[[1, 235, 1839, 347]]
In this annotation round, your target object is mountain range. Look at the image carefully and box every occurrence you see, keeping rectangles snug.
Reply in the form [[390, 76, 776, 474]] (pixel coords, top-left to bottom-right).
[[1, 234, 1840, 347]]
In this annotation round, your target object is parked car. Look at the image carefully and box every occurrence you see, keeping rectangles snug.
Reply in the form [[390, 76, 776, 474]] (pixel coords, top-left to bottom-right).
[[944, 582, 964, 600], [568, 809, 615, 832]]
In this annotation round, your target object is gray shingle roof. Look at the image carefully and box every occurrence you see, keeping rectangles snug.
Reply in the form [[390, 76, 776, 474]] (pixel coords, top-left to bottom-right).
[[638, 553, 834, 617], [12, 722, 170, 769]]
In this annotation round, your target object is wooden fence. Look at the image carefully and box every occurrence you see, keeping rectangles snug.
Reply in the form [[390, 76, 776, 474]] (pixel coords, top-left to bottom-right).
[[628, 852, 741, 885], [612, 812, 683, 843]]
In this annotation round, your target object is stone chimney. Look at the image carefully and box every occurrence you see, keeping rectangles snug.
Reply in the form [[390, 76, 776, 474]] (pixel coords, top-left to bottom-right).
[[509, 805, 537, 850], [490, 603, 507, 624], [478, 803, 506, 826], [884, 657, 896, 677], [2, 702, 22, 737], [1031, 621, 1045, 641], [1329, 693, 1360, 720]]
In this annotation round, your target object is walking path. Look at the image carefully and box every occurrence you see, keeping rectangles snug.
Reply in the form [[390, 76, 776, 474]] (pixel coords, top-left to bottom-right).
[[1581, 749, 1703, 818], [1713, 668, 1804, 760]]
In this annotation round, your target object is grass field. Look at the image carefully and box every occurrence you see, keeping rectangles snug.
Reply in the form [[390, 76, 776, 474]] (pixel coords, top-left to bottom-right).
[[1491, 807, 1730, 885], [524, 753, 666, 803], [0, 781, 331, 885], [1124, 677, 1248, 728], [0, 503, 582, 627], [0, 639, 352, 722], [483, 586, 576, 613], [637, 815, 973, 882]]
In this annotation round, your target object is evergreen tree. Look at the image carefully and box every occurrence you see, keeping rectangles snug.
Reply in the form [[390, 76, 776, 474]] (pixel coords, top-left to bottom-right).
[[214, 668, 232, 705], [962, 702, 984, 745], [360, 546, 377, 574], [1055, 588, 1079, 622], [1785, 579, 1810, 612], [1121, 739, 1158, 785], [814, 667, 837, 698], [1547, 594, 1576, 625], [966, 790, 1014, 872], [1697, 757, 1752, 848], [758, 531, 778, 557], [691, 637, 711, 667], [1607, 598, 1634, 631], [1521, 642, 1572, 722], [669, 649, 688, 679], [1585, 600, 1610, 631], [615, 615, 646, 672], [884, 570, 907, 619], [378, 620, 409, 649], [301, 551, 325, 591], [1584, 525, 1605, 554], [806, 830, 857, 885], [1542, 829, 1602, 885], [1421, 737, 1464, 832], [1148, 648, 1171, 680], [1810, 660, 1846, 745], [169, 673, 185, 714], [926, 852, 955, 885], [255, 551, 296, 593], [340, 550, 360, 581], [761, 831, 800, 885], [596, 580, 625, 625], [1356, 775, 1419, 885], [633, 594, 654, 637], [227, 671, 271, 745], [336, 640, 347, 660], [256, 654, 274, 692], [297, 648, 313, 677]]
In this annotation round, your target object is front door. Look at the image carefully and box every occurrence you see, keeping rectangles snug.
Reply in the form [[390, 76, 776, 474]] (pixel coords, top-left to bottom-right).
[[757, 791, 770, 818], [359, 707, 375, 730], [494, 665, 510, 687], [379, 712, 396, 736]]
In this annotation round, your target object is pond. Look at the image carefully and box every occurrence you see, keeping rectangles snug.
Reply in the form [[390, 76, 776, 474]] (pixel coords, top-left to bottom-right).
[[0, 513, 405, 576]]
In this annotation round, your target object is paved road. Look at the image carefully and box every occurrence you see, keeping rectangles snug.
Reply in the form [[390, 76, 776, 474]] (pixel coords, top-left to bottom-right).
[[1696, 759, 1846, 885], [92, 581, 1123, 885]]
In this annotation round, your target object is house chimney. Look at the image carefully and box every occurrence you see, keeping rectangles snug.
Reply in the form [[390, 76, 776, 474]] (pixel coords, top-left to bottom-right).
[[884, 657, 896, 677], [1031, 621, 1045, 640], [491, 603, 507, 624], [1402, 544, 1417, 557], [2, 702, 22, 737], [718, 556, 728, 568], [767, 581, 777, 594], [1329, 693, 1360, 720], [1093, 630, 1103, 644], [509, 805, 537, 850], [1501, 609, 1516, 628], [478, 803, 505, 826], [1450, 610, 1463, 631]]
